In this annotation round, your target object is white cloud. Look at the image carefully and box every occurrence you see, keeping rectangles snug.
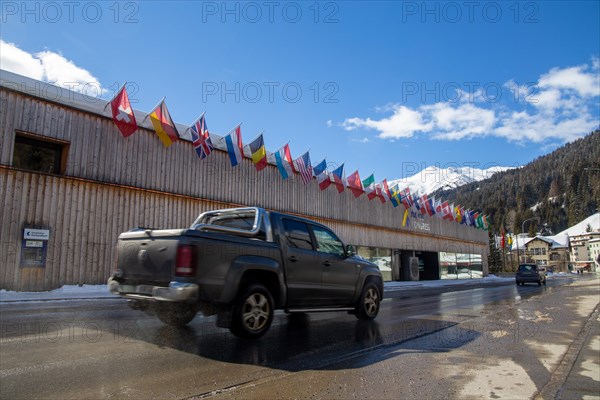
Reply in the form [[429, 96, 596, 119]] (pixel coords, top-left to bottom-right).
[[0, 40, 45, 80], [424, 103, 496, 140], [0, 40, 106, 95], [342, 105, 432, 139], [340, 61, 599, 144], [538, 64, 599, 97]]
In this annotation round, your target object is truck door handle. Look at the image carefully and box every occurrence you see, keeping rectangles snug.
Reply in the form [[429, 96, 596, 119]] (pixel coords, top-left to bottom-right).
[[288, 256, 298, 262], [323, 260, 331, 267]]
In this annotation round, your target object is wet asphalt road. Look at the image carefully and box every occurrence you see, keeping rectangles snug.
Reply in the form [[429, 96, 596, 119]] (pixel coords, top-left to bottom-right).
[[0, 276, 594, 399]]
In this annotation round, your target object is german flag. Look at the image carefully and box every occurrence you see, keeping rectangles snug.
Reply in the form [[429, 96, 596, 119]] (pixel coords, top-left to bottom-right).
[[249, 134, 267, 171], [149, 100, 179, 147]]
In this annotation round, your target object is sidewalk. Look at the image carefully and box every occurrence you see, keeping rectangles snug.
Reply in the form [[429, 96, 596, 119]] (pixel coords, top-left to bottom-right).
[[1, 273, 586, 303], [1, 275, 517, 303]]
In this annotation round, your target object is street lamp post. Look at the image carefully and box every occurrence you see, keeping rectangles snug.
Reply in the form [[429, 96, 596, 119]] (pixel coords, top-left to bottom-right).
[[517, 217, 539, 264]]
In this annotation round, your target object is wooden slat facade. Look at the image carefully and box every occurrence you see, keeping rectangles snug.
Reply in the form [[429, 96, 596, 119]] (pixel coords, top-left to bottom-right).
[[0, 82, 489, 291]]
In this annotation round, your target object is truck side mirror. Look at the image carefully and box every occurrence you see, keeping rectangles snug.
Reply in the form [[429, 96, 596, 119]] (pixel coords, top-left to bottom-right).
[[345, 244, 356, 257]]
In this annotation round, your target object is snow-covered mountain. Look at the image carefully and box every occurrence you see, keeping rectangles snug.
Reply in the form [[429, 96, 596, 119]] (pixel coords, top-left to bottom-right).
[[388, 166, 513, 195], [557, 213, 600, 236]]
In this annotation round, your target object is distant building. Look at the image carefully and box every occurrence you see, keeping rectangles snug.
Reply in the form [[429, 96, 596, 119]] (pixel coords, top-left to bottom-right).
[[570, 232, 600, 272], [512, 235, 570, 272], [589, 238, 600, 272]]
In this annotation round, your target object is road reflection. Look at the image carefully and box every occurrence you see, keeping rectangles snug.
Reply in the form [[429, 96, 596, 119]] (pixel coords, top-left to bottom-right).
[[132, 279, 574, 371]]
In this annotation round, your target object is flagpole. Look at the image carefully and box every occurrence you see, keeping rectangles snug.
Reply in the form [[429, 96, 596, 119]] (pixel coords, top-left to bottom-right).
[[220, 122, 243, 143], [184, 111, 206, 136], [103, 82, 127, 112], [141, 97, 166, 123], [249, 131, 264, 143]]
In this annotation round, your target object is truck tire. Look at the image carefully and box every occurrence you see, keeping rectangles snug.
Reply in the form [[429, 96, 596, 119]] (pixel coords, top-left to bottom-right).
[[355, 281, 381, 320], [156, 303, 197, 327], [230, 284, 274, 338]]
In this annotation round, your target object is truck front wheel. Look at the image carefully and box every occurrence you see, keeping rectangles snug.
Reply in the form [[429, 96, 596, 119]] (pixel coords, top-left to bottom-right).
[[156, 303, 197, 327], [355, 281, 381, 320], [230, 284, 274, 338]]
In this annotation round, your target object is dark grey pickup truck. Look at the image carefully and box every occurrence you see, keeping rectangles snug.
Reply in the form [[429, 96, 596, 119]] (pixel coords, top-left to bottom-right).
[[108, 207, 383, 338]]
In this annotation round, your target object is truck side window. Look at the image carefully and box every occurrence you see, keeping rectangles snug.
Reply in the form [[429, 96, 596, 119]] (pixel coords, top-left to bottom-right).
[[312, 226, 345, 256], [282, 219, 313, 250]]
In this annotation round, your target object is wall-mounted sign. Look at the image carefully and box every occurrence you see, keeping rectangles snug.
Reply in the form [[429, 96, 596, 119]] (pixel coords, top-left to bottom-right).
[[23, 228, 50, 241], [21, 227, 50, 268], [405, 211, 431, 232]]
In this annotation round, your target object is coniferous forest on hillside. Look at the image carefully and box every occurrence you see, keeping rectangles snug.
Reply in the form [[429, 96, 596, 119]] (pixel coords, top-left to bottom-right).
[[434, 130, 600, 236]]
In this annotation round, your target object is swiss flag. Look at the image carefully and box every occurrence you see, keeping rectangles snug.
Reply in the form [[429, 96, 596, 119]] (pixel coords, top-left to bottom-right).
[[110, 85, 138, 137]]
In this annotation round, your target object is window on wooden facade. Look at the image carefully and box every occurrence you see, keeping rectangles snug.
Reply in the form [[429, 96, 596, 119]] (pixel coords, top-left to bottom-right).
[[12, 133, 68, 174]]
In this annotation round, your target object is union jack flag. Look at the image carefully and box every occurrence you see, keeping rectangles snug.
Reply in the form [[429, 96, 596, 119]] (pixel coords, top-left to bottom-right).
[[190, 114, 213, 159]]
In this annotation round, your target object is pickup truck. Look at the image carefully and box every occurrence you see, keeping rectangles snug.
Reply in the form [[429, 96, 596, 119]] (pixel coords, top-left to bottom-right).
[[108, 207, 383, 338]]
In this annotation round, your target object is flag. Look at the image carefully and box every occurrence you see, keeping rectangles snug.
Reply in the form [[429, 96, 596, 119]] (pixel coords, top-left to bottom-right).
[[248, 134, 268, 171], [440, 201, 455, 221], [389, 184, 401, 207], [374, 182, 387, 203], [149, 100, 179, 147], [190, 113, 213, 160], [314, 159, 331, 190], [347, 170, 364, 197], [475, 213, 484, 229], [420, 194, 435, 216], [400, 187, 413, 209], [225, 125, 244, 167], [433, 197, 442, 218], [363, 174, 376, 200], [110, 84, 138, 137], [465, 210, 476, 227], [295, 151, 313, 184], [454, 205, 463, 224], [332, 164, 345, 193], [275, 144, 294, 180], [382, 179, 393, 205], [412, 192, 421, 212], [463, 209, 471, 226]]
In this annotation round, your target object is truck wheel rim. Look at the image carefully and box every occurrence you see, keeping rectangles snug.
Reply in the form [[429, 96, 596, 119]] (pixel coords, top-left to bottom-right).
[[364, 288, 379, 316], [242, 293, 270, 332]]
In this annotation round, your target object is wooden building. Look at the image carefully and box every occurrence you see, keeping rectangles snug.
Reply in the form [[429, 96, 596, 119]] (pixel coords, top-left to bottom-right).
[[0, 71, 489, 291]]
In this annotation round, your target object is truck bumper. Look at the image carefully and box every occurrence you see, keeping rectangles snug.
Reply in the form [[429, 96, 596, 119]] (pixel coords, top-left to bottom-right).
[[107, 278, 199, 303]]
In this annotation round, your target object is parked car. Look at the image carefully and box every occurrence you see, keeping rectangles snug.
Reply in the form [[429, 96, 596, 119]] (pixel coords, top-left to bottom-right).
[[515, 263, 546, 286], [108, 207, 383, 338]]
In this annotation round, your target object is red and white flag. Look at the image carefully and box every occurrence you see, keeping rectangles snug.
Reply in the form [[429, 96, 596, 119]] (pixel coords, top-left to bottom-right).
[[110, 85, 138, 137]]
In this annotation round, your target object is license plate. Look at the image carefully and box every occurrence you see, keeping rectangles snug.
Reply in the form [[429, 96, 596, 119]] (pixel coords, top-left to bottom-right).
[[137, 285, 154, 295]]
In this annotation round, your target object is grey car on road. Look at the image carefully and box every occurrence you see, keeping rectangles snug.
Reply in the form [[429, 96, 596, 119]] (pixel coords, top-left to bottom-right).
[[516, 263, 547, 286]]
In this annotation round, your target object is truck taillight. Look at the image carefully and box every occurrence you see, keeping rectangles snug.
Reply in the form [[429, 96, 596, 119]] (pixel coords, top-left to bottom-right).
[[175, 245, 196, 277]]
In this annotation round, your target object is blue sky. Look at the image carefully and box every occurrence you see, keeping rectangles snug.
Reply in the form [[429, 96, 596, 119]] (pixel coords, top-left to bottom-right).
[[1, 1, 599, 182]]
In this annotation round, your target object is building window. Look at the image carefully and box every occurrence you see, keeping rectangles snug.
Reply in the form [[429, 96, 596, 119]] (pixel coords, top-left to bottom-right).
[[12, 132, 68, 174], [356, 246, 392, 281]]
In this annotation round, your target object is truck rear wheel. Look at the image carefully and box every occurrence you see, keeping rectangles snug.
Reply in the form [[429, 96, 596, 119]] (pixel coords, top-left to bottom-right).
[[355, 281, 381, 320], [156, 303, 197, 327], [230, 284, 274, 338]]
